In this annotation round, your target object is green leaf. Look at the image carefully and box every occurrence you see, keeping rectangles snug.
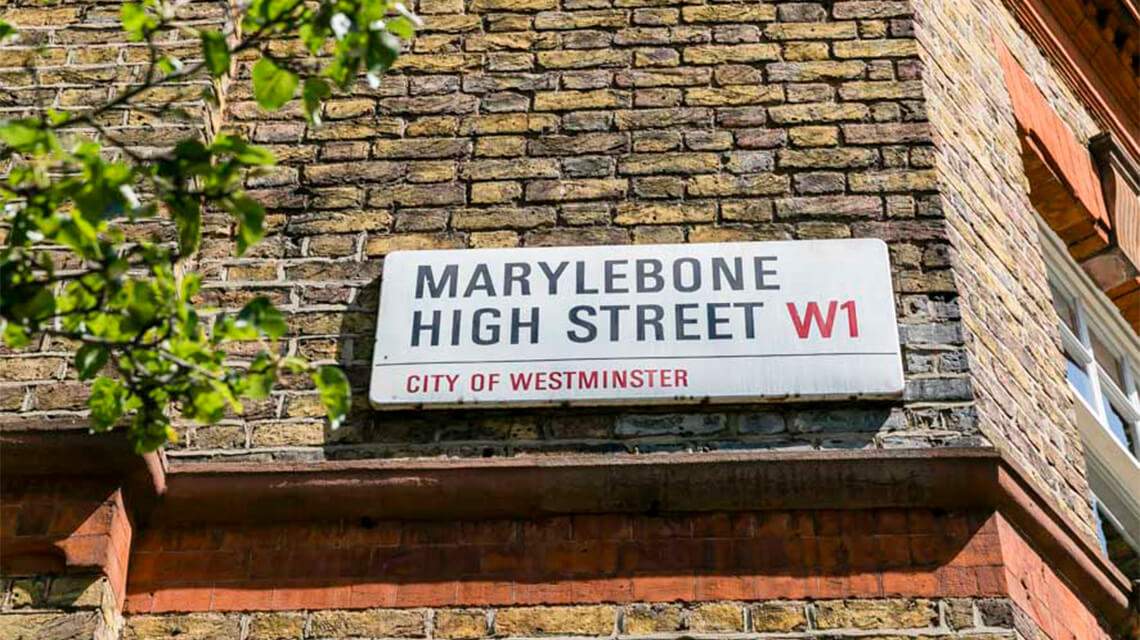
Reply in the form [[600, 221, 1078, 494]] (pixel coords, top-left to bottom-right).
[[2, 322, 31, 348], [229, 194, 265, 256], [314, 365, 350, 429], [157, 56, 182, 75], [169, 195, 201, 256], [237, 296, 287, 339], [6, 285, 55, 322], [200, 30, 231, 77], [251, 58, 298, 111], [209, 133, 275, 166], [75, 343, 109, 380], [368, 30, 401, 74], [186, 384, 227, 422], [0, 21, 16, 44], [121, 3, 155, 42], [89, 377, 126, 431], [0, 119, 53, 154], [302, 78, 331, 126], [245, 351, 276, 400], [386, 16, 416, 40]]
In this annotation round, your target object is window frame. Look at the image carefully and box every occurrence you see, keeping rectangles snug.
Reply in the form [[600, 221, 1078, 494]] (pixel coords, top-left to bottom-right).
[[1039, 220, 1140, 566]]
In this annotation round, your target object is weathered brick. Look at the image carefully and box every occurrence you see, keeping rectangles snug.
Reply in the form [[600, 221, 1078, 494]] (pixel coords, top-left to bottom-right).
[[124, 614, 241, 640], [310, 610, 425, 637], [528, 133, 627, 156], [537, 49, 630, 69], [843, 122, 930, 144], [534, 90, 627, 111], [684, 44, 781, 64], [622, 604, 682, 633], [765, 22, 859, 39], [833, 39, 919, 58], [751, 603, 808, 632], [688, 603, 744, 632], [471, 0, 556, 10], [614, 202, 716, 225], [452, 207, 557, 230], [434, 610, 487, 639], [849, 169, 938, 192], [618, 153, 720, 175], [248, 612, 306, 640], [494, 606, 615, 635], [463, 159, 561, 180], [814, 599, 937, 630], [768, 103, 871, 123], [472, 182, 523, 203], [779, 147, 877, 168], [688, 174, 790, 196], [775, 195, 882, 218], [526, 179, 627, 201], [681, 5, 776, 22], [767, 61, 866, 81], [685, 86, 784, 106]]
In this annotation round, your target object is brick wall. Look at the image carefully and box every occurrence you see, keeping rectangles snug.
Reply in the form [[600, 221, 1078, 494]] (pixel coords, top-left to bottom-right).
[[910, 0, 1100, 540], [123, 508, 1006, 612], [185, 0, 975, 462], [1, 0, 980, 460], [1, 574, 120, 640], [1, 0, 1126, 637], [121, 598, 1025, 639]]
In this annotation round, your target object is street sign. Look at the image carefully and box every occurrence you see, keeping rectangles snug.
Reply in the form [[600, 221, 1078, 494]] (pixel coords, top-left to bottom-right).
[[369, 239, 903, 407]]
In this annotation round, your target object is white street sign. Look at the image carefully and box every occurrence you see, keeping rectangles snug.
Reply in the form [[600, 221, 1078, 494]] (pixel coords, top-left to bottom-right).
[[369, 239, 903, 408]]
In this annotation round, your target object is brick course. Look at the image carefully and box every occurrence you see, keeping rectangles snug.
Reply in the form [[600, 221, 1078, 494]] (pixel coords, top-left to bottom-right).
[[1, 0, 980, 469]]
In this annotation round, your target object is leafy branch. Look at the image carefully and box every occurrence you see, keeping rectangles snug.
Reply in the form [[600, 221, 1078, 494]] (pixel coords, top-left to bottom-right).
[[0, 0, 418, 452]]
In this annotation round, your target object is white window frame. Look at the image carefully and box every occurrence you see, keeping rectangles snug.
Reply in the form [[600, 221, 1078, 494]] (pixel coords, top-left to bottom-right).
[[1039, 220, 1140, 559]]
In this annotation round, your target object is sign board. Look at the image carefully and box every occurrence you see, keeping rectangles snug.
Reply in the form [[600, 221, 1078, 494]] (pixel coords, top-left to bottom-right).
[[369, 239, 903, 408]]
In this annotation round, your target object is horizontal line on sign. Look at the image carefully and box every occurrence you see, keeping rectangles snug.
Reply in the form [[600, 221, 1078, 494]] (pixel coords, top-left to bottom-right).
[[373, 352, 898, 367]]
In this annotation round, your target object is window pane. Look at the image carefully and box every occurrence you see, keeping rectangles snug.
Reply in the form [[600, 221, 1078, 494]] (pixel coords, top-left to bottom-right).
[[1102, 394, 1136, 454], [1095, 502, 1140, 580], [1091, 331, 1125, 389], [1066, 353, 1096, 407], [1050, 282, 1079, 334]]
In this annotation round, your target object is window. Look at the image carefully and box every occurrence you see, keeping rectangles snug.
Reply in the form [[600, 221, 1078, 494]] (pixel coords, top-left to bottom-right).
[[1041, 222, 1140, 580], [1048, 270, 1140, 460]]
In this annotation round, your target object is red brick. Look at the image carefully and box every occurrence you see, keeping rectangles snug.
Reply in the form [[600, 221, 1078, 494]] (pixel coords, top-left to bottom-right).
[[631, 574, 696, 601], [395, 581, 458, 607], [151, 585, 215, 612], [341, 521, 403, 548], [874, 509, 910, 534], [937, 566, 979, 596], [634, 515, 693, 539], [271, 583, 351, 610], [347, 582, 399, 608], [123, 591, 154, 614], [514, 578, 578, 605], [456, 580, 513, 605], [695, 575, 753, 600], [973, 565, 1007, 595], [570, 577, 633, 602], [754, 575, 812, 599], [461, 521, 518, 545], [521, 517, 572, 543], [881, 570, 940, 596], [211, 586, 277, 611], [572, 515, 632, 541]]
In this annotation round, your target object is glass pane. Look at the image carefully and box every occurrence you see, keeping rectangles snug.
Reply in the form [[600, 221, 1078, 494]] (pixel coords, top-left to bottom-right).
[[1066, 353, 1096, 407], [1050, 282, 1079, 334], [1102, 394, 1137, 454], [1095, 502, 1140, 580], [1090, 331, 1125, 389]]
